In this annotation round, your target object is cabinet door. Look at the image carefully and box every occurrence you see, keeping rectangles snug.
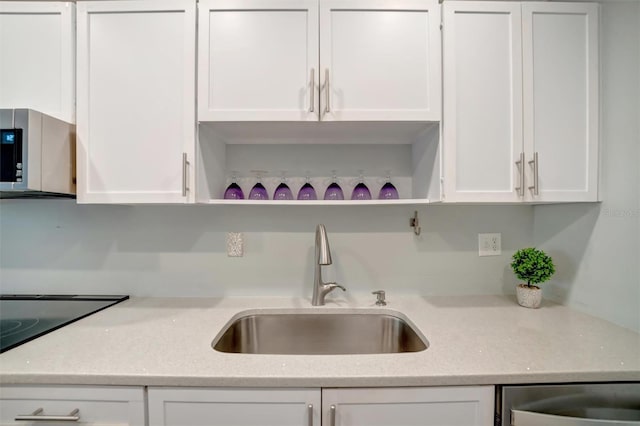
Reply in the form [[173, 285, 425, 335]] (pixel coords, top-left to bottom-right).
[[76, 0, 196, 204], [442, 1, 523, 202], [322, 386, 494, 426], [148, 387, 321, 426], [522, 2, 599, 202], [0, 385, 145, 425], [199, 0, 319, 121], [0, 1, 75, 124], [320, 0, 441, 121]]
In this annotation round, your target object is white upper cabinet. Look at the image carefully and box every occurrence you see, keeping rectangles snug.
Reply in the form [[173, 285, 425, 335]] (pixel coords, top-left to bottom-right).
[[0, 1, 75, 124], [442, 2, 523, 203], [198, 0, 441, 122], [319, 0, 441, 121], [76, 0, 196, 204], [443, 1, 599, 203], [522, 2, 599, 202], [198, 0, 319, 121]]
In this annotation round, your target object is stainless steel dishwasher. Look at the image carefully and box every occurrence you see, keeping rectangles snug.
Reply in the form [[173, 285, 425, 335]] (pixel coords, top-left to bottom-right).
[[496, 383, 640, 426]]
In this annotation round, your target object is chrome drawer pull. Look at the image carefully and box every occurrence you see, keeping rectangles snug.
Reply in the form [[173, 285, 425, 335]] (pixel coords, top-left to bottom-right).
[[307, 404, 313, 426], [15, 407, 80, 422], [330, 404, 336, 426]]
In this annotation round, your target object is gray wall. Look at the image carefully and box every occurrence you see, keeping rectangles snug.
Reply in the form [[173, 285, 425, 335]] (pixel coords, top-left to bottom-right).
[[0, 202, 531, 299], [534, 1, 640, 332]]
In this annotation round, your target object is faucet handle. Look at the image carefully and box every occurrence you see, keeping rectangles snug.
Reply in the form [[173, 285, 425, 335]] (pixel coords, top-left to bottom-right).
[[328, 283, 346, 292], [372, 290, 387, 306]]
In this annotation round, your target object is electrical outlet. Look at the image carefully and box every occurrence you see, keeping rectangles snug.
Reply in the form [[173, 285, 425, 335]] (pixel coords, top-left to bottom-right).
[[226, 232, 244, 257], [478, 233, 501, 256]]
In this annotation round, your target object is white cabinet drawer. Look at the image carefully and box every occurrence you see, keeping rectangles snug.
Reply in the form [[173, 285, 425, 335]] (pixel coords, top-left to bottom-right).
[[0, 385, 145, 426]]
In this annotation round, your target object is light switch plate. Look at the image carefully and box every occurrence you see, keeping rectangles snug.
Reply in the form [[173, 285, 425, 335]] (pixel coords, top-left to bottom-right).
[[479, 233, 501, 256], [226, 232, 244, 257]]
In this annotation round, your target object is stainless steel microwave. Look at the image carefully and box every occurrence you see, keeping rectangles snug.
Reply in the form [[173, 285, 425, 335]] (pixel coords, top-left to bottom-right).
[[0, 109, 75, 198]]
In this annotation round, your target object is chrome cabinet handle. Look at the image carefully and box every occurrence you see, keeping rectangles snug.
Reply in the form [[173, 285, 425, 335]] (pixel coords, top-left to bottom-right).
[[330, 404, 336, 426], [307, 404, 313, 426], [309, 69, 315, 113], [528, 152, 539, 196], [182, 152, 189, 197], [16, 408, 80, 422], [324, 69, 331, 114], [515, 152, 525, 196]]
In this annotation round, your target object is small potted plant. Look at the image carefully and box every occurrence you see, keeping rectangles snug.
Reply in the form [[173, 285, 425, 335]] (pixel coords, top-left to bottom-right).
[[510, 248, 555, 308]]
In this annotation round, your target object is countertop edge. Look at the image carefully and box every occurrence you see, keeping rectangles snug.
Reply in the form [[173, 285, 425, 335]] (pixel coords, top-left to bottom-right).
[[2, 371, 640, 388]]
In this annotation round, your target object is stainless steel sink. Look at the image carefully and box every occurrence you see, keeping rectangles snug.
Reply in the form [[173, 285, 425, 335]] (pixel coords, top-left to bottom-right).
[[212, 310, 429, 355]]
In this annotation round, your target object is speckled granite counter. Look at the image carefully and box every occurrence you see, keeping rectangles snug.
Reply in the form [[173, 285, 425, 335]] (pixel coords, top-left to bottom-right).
[[0, 295, 638, 387]]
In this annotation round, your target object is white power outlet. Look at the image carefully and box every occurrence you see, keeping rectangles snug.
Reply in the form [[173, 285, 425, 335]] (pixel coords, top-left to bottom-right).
[[226, 232, 244, 257], [478, 233, 501, 256]]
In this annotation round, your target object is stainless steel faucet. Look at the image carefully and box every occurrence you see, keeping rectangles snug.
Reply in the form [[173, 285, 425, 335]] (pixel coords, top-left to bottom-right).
[[312, 224, 346, 306]]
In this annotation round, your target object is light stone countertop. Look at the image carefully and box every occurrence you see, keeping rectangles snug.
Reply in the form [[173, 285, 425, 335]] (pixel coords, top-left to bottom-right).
[[0, 295, 639, 387]]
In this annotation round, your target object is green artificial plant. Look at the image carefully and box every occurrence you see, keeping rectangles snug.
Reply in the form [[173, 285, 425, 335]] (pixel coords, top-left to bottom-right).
[[510, 248, 555, 288]]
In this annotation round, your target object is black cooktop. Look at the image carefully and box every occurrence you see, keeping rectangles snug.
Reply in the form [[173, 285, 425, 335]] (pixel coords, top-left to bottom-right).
[[0, 295, 129, 353]]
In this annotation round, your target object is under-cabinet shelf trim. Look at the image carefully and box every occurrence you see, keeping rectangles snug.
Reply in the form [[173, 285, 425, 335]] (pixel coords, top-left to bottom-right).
[[203, 199, 434, 206]]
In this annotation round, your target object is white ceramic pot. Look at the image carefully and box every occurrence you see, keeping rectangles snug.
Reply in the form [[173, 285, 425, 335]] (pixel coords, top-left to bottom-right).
[[516, 284, 542, 309]]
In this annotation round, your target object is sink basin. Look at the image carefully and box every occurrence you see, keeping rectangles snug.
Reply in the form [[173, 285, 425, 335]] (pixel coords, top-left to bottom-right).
[[212, 310, 429, 355]]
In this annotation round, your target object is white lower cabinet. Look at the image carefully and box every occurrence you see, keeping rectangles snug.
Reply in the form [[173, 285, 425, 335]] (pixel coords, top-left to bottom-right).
[[323, 386, 495, 426], [148, 385, 494, 426], [0, 385, 145, 426], [148, 387, 322, 426]]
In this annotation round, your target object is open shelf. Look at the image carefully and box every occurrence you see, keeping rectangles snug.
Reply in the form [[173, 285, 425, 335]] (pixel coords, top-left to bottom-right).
[[196, 122, 441, 204]]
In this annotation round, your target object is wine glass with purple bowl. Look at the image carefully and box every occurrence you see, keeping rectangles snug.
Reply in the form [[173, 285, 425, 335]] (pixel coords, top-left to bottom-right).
[[351, 170, 372, 200], [273, 172, 294, 200], [297, 173, 318, 200], [323, 170, 344, 200], [223, 172, 245, 200], [248, 171, 269, 200], [378, 172, 399, 200]]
